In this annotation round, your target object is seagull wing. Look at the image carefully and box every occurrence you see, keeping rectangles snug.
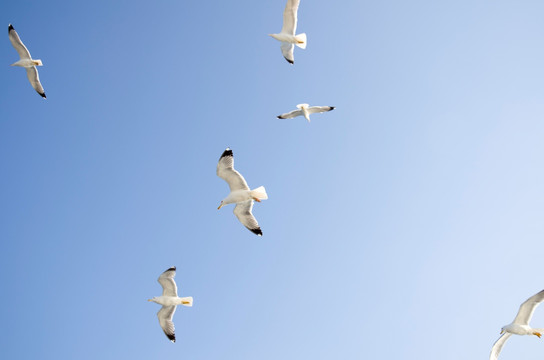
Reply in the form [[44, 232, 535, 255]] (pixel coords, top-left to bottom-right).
[[8, 25, 31, 60], [280, 42, 295, 64], [217, 148, 249, 191], [307, 106, 335, 114], [157, 306, 177, 343], [489, 333, 512, 360], [513, 289, 544, 325], [158, 267, 178, 297], [25, 67, 46, 98], [233, 200, 262, 236], [281, 0, 300, 35], [277, 108, 302, 119]]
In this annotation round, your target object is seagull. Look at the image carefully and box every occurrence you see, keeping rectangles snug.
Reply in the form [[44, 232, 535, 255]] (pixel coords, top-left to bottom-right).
[[148, 267, 193, 343], [216, 148, 268, 236], [269, 0, 306, 64], [277, 104, 335, 122], [8, 24, 46, 98], [490, 289, 544, 360]]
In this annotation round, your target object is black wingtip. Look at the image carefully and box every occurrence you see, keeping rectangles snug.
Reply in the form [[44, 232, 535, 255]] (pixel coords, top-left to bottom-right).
[[220, 148, 233, 159], [164, 266, 176, 272], [284, 57, 294, 64], [250, 227, 263, 236], [277, 115, 282, 119], [8, 24, 14, 32], [40, 92, 46, 99], [166, 333, 175, 342], [329, 106, 335, 110]]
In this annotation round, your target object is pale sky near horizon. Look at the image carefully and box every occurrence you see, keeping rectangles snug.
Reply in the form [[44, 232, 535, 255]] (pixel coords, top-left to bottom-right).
[[2, 1, 544, 359]]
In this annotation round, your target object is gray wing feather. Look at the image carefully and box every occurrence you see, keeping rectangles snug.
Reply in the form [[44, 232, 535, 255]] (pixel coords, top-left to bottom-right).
[[8, 26, 31, 59], [158, 267, 178, 297], [281, 0, 300, 35], [513, 289, 544, 325], [25, 67, 45, 97], [233, 200, 262, 236], [157, 306, 177, 342], [489, 333, 511, 360]]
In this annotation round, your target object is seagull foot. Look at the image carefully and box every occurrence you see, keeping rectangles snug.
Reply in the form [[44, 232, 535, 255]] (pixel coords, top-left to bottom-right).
[[534, 332, 542, 338], [253, 197, 261, 202]]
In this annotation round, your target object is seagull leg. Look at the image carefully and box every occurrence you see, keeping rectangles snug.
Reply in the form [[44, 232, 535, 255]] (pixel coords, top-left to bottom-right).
[[252, 197, 261, 202]]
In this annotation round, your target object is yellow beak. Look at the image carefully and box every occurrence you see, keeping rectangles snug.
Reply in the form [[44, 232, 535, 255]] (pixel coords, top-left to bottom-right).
[[500, 330, 504, 335], [217, 204, 223, 210]]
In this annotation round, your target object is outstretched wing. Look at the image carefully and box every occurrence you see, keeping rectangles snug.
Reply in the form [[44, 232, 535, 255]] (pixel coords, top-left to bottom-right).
[[277, 108, 302, 119], [8, 24, 31, 59], [307, 106, 335, 114], [158, 267, 178, 297], [280, 42, 295, 64], [489, 333, 511, 360], [217, 148, 249, 191], [233, 200, 262, 236], [157, 306, 177, 343], [513, 289, 544, 325], [280, 0, 300, 35], [25, 67, 46, 98]]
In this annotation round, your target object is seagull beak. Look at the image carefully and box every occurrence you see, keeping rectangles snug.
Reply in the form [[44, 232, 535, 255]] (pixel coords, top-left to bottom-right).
[[500, 330, 504, 335], [217, 203, 223, 210], [147, 299, 152, 302]]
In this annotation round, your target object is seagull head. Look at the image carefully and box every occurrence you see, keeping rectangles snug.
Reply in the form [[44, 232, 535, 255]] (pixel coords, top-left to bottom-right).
[[147, 297, 157, 303]]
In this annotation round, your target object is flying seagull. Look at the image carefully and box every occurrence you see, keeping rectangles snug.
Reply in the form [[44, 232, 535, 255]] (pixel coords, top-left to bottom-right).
[[148, 267, 193, 343], [490, 289, 544, 360], [277, 104, 335, 122], [269, 0, 306, 64], [8, 24, 46, 98], [217, 148, 268, 236]]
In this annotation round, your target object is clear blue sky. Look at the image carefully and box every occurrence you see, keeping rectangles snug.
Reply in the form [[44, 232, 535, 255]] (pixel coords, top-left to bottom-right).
[[2, 0, 544, 359]]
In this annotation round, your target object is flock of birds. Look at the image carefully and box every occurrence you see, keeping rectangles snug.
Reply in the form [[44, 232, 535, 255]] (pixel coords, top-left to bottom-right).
[[7, 0, 544, 358]]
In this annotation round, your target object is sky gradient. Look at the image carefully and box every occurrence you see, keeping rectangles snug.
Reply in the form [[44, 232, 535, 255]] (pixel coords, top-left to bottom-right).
[[2, 1, 544, 359]]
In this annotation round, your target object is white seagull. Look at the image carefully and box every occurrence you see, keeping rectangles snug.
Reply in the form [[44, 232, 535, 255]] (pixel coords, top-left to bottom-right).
[[490, 289, 544, 360], [277, 104, 335, 122], [8, 24, 46, 98], [217, 148, 268, 236], [148, 267, 193, 343], [269, 0, 307, 64]]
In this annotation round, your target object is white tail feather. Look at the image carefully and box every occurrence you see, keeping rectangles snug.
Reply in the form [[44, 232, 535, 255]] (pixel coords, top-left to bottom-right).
[[180, 297, 193, 307], [295, 33, 307, 49], [251, 186, 268, 200]]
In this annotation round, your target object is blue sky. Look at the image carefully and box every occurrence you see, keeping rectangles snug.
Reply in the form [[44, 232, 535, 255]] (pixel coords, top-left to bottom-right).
[[2, 0, 544, 359]]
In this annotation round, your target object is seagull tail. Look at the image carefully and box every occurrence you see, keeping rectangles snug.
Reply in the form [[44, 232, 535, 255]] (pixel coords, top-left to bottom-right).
[[295, 33, 307, 49], [251, 186, 268, 201], [179, 297, 193, 307]]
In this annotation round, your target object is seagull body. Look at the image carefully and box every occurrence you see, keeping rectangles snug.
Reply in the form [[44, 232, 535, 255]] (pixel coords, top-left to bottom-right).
[[277, 104, 335, 122], [490, 289, 544, 360], [148, 267, 193, 343], [269, 0, 306, 64], [217, 148, 267, 236], [8, 24, 46, 98]]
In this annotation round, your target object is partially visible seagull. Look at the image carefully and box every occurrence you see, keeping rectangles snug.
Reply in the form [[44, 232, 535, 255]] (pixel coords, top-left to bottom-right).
[[490, 289, 544, 360], [148, 267, 193, 343], [217, 148, 268, 236], [277, 104, 335, 122], [8, 24, 46, 98], [269, 0, 306, 64]]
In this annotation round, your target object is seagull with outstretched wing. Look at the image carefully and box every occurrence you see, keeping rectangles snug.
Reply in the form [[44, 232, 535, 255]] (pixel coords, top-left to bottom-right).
[[148, 267, 193, 343], [8, 24, 46, 98], [217, 148, 268, 236]]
